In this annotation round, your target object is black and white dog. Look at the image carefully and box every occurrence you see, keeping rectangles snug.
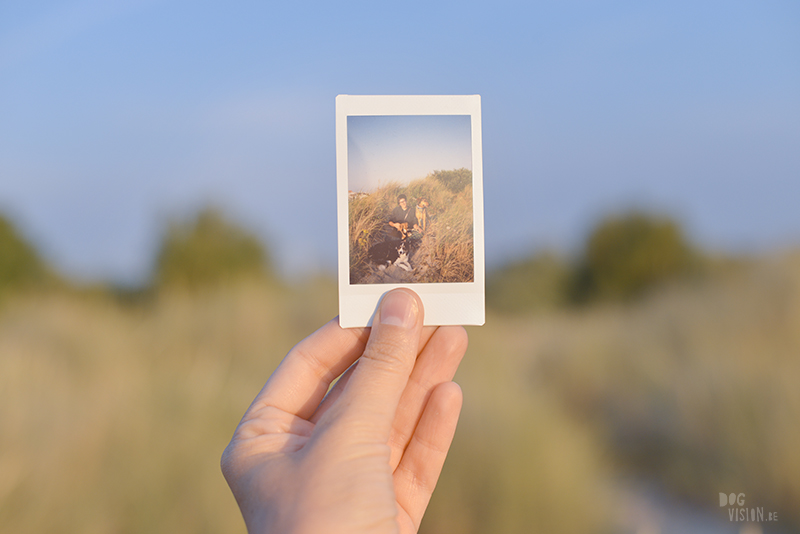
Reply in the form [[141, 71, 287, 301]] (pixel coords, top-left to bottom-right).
[[368, 238, 412, 272]]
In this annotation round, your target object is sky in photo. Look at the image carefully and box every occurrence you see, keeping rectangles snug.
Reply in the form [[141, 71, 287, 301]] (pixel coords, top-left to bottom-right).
[[0, 0, 798, 282], [347, 115, 472, 193]]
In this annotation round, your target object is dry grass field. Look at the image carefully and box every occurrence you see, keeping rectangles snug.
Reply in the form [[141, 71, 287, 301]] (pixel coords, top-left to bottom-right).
[[0, 279, 336, 533], [1, 252, 799, 533]]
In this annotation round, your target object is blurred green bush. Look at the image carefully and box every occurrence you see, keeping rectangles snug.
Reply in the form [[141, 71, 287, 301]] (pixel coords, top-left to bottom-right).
[[488, 211, 698, 313], [486, 252, 571, 313], [153, 207, 273, 290], [572, 211, 697, 303], [0, 213, 50, 297]]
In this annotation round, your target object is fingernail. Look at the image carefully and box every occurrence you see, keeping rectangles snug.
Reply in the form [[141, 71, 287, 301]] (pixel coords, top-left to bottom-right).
[[380, 291, 418, 328]]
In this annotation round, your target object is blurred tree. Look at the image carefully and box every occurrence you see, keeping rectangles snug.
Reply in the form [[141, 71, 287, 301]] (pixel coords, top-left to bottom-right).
[[154, 207, 272, 290], [572, 211, 696, 302], [0, 212, 49, 296], [486, 252, 571, 314]]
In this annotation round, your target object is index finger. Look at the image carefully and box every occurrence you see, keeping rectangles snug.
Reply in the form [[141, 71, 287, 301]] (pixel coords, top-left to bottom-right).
[[251, 318, 369, 419]]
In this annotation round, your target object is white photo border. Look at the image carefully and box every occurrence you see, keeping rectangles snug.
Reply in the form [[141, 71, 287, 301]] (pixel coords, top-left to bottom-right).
[[336, 95, 485, 327]]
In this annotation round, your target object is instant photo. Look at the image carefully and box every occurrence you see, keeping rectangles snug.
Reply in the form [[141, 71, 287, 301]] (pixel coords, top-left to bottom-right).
[[336, 95, 485, 327]]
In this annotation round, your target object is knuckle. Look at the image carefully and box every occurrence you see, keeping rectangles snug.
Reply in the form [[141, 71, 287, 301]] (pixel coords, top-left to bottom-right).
[[362, 335, 414, 373], [220, 441, 239, 482]]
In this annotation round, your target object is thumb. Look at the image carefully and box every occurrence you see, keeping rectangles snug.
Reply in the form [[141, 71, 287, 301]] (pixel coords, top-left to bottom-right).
[[328, 288, 424, 442]]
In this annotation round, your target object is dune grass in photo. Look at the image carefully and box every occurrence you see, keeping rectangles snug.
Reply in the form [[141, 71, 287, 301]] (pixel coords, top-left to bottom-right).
[[348, 168, 474, 285]]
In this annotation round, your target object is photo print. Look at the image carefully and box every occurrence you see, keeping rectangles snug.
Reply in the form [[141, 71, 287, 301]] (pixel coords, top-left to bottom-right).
[[336, 95, 485, 327]]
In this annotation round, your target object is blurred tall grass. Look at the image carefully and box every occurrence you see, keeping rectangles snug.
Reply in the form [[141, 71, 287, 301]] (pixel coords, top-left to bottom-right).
[[1, 208, 798, 533]]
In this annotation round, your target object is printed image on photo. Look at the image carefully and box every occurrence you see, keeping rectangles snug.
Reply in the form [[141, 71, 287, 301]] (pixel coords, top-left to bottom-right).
[[347, 115, 474, 285]]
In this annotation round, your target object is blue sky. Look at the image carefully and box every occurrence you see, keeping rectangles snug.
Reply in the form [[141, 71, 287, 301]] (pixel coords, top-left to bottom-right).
[[348, 115, 472, 192], [1, 0, 798, 282]]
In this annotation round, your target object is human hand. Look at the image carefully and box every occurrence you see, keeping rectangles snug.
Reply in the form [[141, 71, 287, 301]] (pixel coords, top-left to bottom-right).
[[221, 289, 467, 534]]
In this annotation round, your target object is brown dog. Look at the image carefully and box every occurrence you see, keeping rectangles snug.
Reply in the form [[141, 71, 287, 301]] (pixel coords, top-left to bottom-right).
[[388, 221, 410, 239], [396, 222, 410, 239]]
